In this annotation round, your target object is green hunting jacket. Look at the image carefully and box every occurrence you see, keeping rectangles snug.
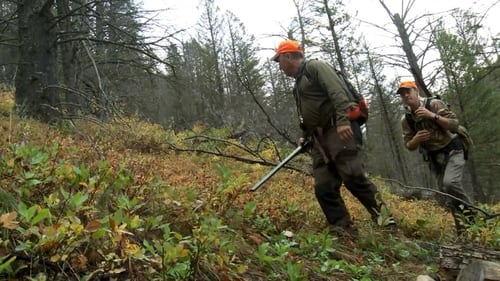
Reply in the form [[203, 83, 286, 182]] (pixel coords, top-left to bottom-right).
[[401, 97, 460, 152], [293, 59, 354, 136]]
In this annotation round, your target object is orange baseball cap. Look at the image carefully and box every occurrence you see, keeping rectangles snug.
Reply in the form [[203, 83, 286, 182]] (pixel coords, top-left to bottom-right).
[[397, 81, 417, 94], [271, 40, 304, 62]]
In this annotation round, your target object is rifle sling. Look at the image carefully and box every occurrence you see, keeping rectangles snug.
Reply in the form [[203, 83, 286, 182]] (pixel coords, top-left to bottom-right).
[[313, 126, 332, 165]]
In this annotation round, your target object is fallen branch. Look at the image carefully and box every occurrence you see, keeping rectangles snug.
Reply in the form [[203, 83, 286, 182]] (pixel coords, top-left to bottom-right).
[[166, 141, 311, 175], [376, 176, 500, 220]]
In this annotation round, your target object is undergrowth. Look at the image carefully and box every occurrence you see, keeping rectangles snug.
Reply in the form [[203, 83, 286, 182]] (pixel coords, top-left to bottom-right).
[[0, 91, 499, 281]]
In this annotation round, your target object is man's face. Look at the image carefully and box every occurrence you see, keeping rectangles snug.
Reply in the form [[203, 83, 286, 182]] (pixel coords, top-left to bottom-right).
[[399, 87, 419, 107], [276, 53, 295, 77]]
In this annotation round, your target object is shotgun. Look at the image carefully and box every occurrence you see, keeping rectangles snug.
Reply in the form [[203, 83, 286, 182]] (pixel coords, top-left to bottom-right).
[[250, 141, 310, 192]]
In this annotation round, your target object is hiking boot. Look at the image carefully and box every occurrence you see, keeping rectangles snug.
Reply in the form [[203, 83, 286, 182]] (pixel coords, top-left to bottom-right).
[[383, 216, 398, 228], [373, 215, 398, 230], [329, 224, 359, 239], [328, 216, 358, 239]]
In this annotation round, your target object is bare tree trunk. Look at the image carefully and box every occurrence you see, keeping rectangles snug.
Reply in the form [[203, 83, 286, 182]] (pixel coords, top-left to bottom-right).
[[377, 1, 431, 96], [321, 0, 347, 74], [391, 13, 432, 97], [201, 0, 225, 126], [93, 0, 108, 120], [15, 0, 60, 122], [452, 88, 485, 202], [366, 49, 409, 183], [57, 0, 82, 116], [440, 244, 500, 281], [438, 51, 485, 202], [292, 0, 307, 49], [467, 158, 485, 202]]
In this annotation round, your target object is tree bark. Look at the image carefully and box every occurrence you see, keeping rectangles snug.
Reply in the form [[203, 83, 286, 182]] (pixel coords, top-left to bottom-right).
[[457, 260, 500, 281], [390, 13, 431, 97], [56, 0, 82, 115], [439, 244, 500, 281], [321, 0, 347, 74], [366, 49, 409, 183], [15, 0, 60, 122]]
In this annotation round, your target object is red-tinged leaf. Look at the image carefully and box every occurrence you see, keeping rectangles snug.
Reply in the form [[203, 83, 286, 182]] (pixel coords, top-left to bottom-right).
[[85, 220, 101, 232], [109, 217, 116, 232]]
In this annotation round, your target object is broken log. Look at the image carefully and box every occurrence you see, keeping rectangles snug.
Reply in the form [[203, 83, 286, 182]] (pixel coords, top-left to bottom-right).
[[440, 244, 500, 281], [457, 260, 500, 281]]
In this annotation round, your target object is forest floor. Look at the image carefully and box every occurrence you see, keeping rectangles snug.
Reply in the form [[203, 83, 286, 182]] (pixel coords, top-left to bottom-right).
[[0, 90, 499, 281]]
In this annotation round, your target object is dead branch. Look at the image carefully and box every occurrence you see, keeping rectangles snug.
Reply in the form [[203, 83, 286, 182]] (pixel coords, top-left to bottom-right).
[[166, 141, 311, 176], [376, 176, 500, 219]]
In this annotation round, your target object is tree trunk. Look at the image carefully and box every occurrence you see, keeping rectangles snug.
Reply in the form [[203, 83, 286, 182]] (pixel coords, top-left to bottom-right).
[[321, 0, 347, 74], [56, 0, 82, 116], [367, 49, 409, 183], [15, 0, 60, 122], [392, 13, 432, 97], [439, 244, 500, 281], [457, 260, 500, 281]]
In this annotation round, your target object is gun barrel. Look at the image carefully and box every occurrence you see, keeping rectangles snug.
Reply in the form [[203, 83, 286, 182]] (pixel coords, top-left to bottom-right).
[[250, 144, 306, 192]]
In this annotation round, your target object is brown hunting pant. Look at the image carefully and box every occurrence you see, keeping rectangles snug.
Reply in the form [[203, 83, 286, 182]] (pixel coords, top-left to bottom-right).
[[310, 126, 383, 226]]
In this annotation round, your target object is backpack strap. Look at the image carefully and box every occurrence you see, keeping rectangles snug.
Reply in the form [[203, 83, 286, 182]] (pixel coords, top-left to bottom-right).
[[303, 60, 360, 102], [335, 70, 361, 102], [424, 97, 430, 109], [301, 60, 313, 84], [405, 112, 417, 132]]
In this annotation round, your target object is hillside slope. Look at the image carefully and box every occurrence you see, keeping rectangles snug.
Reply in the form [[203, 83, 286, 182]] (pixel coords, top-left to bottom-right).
[[0, 91, 498, 281]]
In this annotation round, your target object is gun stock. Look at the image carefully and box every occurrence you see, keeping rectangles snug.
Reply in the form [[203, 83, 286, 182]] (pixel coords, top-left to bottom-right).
[[250, 142, 309, 192]]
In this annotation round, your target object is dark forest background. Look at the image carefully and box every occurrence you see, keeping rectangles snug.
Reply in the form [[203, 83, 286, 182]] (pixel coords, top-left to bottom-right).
[[1, 0, 499, 202]]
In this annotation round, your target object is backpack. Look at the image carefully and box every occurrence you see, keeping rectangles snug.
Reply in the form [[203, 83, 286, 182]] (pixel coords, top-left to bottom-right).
[[303, 62, 368, 125], [404, 96, 473, 160]]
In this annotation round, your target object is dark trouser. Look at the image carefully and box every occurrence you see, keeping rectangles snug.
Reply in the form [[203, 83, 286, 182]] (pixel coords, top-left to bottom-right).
[[311, 127, 382, 226], [314, 167, 381, 225]]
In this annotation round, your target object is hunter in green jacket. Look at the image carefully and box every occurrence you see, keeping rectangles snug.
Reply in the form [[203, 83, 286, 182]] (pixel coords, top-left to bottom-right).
[[271, 39, 396, 235]]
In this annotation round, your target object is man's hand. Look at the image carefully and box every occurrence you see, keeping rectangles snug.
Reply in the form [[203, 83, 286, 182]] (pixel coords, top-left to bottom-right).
[[412, 129, 431, 144], [414, 107, 434, 120], [337, 125, 353, 143], [297, 137, 305, 147]]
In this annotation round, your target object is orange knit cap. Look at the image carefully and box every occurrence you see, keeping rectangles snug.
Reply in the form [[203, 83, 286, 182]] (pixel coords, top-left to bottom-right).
[[397, 81, 417, 94], [271, 40, 303, 62]]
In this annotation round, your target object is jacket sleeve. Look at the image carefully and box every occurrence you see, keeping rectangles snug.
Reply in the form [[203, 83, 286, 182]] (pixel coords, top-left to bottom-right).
[[429, 99, 459, 132], [401, 115, 417, 150], [306, 60, 353, 127]]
